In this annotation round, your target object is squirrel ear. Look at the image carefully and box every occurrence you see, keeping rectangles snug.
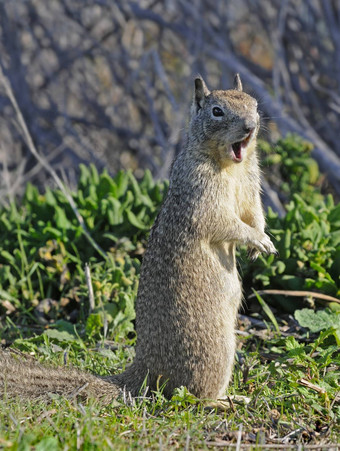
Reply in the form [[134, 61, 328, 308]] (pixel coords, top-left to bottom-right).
[[234, 73, 243, 91], [194, 76, 210, 110]]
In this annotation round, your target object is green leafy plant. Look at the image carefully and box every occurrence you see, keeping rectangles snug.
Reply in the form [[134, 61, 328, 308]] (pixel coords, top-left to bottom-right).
[[259, 134, 322, 205], [241, 195, 340, 312], [0, 166, 166, 331], [0, 135, 339, 329], [295, 308, 340, 345]]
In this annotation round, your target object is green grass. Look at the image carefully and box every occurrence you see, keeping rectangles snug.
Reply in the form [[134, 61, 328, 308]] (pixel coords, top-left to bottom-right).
[[1, 316, 339, 450]]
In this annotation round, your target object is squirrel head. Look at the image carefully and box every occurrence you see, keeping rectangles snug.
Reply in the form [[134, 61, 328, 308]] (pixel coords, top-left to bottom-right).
[[189, 74, 259, 164]]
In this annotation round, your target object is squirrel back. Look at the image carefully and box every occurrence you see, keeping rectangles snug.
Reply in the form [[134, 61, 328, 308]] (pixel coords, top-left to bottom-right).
[[1, 75, 276, 403]]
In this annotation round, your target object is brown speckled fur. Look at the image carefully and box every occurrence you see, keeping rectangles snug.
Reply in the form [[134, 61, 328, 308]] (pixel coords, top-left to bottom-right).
[[0, 349, 120, 403], [0, 75, 276, 403]]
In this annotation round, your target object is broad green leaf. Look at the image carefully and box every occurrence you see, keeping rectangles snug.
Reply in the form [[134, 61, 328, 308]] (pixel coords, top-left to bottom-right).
[[108, 197, 122, 224], [86, 313, 103, 337], [45, 188, 57, 206], [329, 203, 340, 229], [97, 172, 116, 199], [0, 250, 15, 264], [42, 226, 63, 238], [54, 206, 70, 229], [44, 329, 77, 342], [115, 170, 129, 198], [35, 437, 60, 451], [125, 209, 149, 230], [295, 308, 340, 344], [140, 169, 154, 190]]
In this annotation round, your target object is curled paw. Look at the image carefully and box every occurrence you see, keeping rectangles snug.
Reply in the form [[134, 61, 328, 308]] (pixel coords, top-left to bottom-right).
[[249, 233, 277, 258]]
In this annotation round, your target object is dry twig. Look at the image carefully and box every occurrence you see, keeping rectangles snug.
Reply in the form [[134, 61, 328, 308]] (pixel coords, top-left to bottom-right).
[[0, 62, 106, 259]]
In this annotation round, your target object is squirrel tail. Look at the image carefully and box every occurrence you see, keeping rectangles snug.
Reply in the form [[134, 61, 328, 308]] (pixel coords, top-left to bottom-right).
[[0, 348, 121, 404]]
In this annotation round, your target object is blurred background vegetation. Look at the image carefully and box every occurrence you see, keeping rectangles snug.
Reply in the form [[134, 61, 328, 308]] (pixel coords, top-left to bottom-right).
[[0, 0, 340, 206], [0, 1, 340, 331]]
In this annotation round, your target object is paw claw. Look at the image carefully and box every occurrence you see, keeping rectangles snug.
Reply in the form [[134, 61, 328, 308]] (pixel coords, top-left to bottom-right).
[[248, 233, 277, 258]]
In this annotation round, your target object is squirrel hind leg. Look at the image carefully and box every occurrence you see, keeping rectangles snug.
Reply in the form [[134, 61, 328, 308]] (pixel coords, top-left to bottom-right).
[[103, 363, 149, 399]]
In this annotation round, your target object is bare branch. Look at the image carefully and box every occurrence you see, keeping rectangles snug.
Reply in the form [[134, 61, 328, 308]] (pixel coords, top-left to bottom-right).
[[0, 62, 106, 259]]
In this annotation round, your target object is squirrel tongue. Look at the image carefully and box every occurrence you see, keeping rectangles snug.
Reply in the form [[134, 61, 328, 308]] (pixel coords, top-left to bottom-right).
[[232, 141, 242, 161]]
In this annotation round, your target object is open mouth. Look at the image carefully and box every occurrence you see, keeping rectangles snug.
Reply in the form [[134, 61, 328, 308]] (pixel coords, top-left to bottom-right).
[[231, 131, 253, 162]]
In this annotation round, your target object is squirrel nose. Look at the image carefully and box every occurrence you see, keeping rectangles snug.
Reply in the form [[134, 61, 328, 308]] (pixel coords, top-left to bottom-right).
[[243, 121, 256, 134]]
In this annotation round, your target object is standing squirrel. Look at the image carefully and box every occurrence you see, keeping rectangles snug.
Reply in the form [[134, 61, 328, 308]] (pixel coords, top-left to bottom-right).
[[0, 75, 276, 403]]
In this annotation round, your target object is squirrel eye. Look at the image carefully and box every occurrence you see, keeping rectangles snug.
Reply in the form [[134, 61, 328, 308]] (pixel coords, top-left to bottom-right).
[[212, 107, 224, 117]]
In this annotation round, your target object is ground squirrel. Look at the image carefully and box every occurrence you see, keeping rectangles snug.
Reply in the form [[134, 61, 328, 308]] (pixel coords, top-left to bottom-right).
[[0, 75, 276, 403]]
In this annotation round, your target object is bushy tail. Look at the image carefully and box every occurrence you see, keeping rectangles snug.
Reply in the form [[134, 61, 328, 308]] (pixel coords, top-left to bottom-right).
[[0, 348, 121, 404]]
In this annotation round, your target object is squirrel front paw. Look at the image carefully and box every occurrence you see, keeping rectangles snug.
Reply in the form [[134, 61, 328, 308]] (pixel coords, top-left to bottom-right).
[[248, 233, 277, 260]]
